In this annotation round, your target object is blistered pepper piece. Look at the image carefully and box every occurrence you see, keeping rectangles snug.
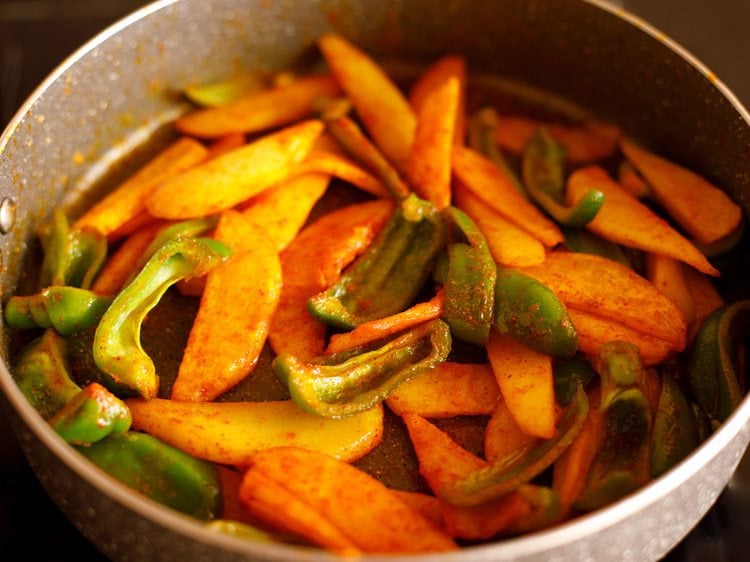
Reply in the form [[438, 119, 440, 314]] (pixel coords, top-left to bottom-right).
[[93, 237, 230, 399], [687, 300, 749, 425], [49, 382, 131, 445], [274, 319, 452, 418], [5, 287, 113, 335], [493, 268, 578, 359], [77, 432, 221, 520], [12, 329, 81, 419], [308, 194, 446, 329], [554, 356, 597, 407], [442, 206, 496, 345]]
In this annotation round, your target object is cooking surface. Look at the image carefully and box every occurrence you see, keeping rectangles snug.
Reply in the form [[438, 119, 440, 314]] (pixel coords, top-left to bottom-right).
[[1, 0, 749, 559]]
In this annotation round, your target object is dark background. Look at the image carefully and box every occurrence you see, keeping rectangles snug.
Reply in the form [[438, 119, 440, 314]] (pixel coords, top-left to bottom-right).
[[0, 0, 749, 560]]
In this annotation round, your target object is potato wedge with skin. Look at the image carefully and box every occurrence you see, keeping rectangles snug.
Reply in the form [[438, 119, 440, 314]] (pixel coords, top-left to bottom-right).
[[147, 120, 323, 219], [296, 149, 390, 198], [268, 199, 393, 360], [175, 74, 341, 138], [172, 212, 282, 401], [621, 138, 742, 244], [206, 132, 245, 159], [452, 146, 563, 247], [519, 252, 688, 352], [486, 332, 556, 439], [566, 166, 719, 276], [241, 447, 457, 553], [617, 160, 650, 199], [75, 137, 208, 238], [409, 55, 467, 146], [567, 307, 675, 365], [126, 399, 384, 465], [239, 173, 330, 252], [326, 291, 444, 354], [454, 183, 546, 267], [494, 114, 621, 163], [318, 34, 416, 171], [386, 362, 499, 418], [484, 398, 538, 462], [406, 76, 459, 209], [391, 491, 446, 532], [646, 253, 696, 327]]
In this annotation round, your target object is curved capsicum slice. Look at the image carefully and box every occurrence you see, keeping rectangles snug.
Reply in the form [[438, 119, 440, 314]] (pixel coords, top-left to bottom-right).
[[522, 127, 604, 227], [493, 268, 578, 359], [49, 382, 131, 445], [12, 329, 81, 419], [441, 207, 496, 345], [687, 300, 749, 425], [77, 431, 221, 520], [274, 319, 452, 418], [308, 194, 447, 329], [5, 287, 113, 335], [93, 237, 230, 399]]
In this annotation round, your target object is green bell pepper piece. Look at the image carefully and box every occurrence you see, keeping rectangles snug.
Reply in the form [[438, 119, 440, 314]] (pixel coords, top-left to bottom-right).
[[650, 370, 700, 478], [308, 194, 447, 329], [39, 209, 107, 290], [687, 300, 749, 425], [554, 356, 597, 406], [274, 319, 452, 418], [5, 287, 113, 335], [522, 128, 604, 227], [93, 237, 230, 399], [506, 485, 562, 535], [13, 329, 81, 419], [441, 386, 589, 507], [562, 226, 631, 268], [441, 207, 496, 345], [49, 382, 131, 445], [493, 268, 578, 359], [77, 432, 221, 520]]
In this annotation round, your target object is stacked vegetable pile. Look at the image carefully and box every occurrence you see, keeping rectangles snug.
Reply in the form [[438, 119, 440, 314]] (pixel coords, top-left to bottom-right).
[[5, 34, 748, 555]]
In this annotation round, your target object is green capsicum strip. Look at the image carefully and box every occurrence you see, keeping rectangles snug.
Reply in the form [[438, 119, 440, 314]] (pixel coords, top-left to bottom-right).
[[506, 485, 562, 534], [13, 329, 81, 419], [77, 432, 221, 520], [39, 209, 107, 290], [493, 268, 578, 359], [467, 108, 527, 196], [93, 237, 230, 399], [650, 369, 701, 478], [687, 300, 750, 424], [522, 127, 604, 227], [49, 382, 131, 445], [308, 193, 447, 329], [441, 386, 589, 507], [562, 226, 631, 268], [554, 356, 597, 407], [274, 319, 452, 418], [441, 207, 496, 345], [5, 287, 114, 335]]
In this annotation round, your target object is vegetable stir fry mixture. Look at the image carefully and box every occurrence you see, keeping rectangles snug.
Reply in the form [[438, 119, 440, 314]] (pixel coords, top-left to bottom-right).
[[7, 34, 749, 554]]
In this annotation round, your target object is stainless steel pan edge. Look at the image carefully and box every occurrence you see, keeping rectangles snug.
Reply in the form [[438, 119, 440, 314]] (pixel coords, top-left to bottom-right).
[[1, 1, 749, 560]]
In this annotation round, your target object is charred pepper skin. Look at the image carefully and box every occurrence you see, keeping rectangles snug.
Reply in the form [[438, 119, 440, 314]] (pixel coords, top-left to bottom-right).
[[274, 319, 452, 418], [49, 382, 131, 445], [493, 268, 578, 359], [93, 237, 231, 400], [77, 432, 222, 520], [308, 194, 447, 329], [13, 329, 81, 419]]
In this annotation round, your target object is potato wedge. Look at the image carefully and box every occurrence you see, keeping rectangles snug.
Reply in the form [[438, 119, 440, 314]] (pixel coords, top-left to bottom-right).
[[241, 447, 457, 553], [175, 74, 341, 138], [519, 252, 687, 351], [683, 265, 724, 339], [386, 362, 499, 418], [126, 399, 384, 465], [172, 212, 282, 401], [206, 132, 245, 158], [406, 76, 459, 209], [621, 138, 742, 244], [484, 398, 538, 462], [646, 253, 696, 327], [296, 148, 389, 198], [318, 34, 416, 171], [268, 199, 393, 360], [391, 491, 446, 532], [454, 182, 546, 267], [486, 332, 556, 439], [566, 165, 719, 275], [74, 137, 208, 237], [452, 145, 563, 247], [147, 120, 323, 219]]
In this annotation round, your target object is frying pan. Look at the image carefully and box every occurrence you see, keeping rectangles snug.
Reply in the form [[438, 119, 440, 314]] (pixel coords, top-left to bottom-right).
[[1, 0, 749, 560]]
